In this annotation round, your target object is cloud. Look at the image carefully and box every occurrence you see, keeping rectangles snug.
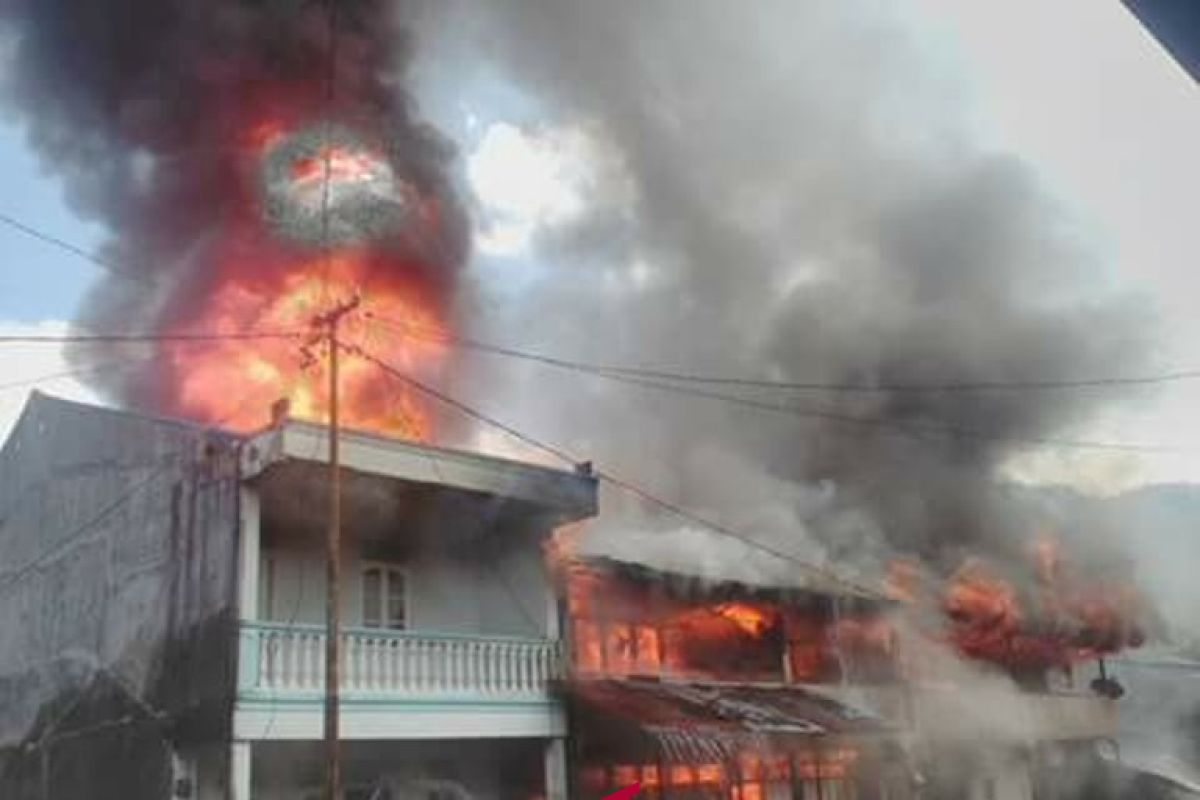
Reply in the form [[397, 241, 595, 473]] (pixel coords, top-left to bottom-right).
[[0, 319, 99, 441], [466, 121, 621, 256]]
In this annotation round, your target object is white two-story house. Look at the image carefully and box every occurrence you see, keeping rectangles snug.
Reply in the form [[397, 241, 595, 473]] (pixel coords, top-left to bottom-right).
[[0, 393, 597, 800]]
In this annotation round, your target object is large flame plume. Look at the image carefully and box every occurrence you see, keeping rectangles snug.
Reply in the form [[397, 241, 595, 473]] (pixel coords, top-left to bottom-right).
[[0, 1, 469, 437]]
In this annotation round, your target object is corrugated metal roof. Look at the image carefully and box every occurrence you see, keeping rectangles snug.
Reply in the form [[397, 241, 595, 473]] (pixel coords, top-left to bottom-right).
[[568, 678, 889, 756]]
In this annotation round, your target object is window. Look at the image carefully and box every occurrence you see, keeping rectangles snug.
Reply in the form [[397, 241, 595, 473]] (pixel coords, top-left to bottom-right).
[[362, 563, 406, 629]]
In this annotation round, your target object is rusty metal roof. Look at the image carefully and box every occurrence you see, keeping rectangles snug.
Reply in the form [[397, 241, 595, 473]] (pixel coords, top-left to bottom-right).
[[567, 678, 890, 760]]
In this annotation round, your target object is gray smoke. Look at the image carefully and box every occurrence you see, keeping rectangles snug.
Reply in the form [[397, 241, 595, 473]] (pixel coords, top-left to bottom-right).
[[415, 0, 1151, 577], [0, 0, 1157, 580]]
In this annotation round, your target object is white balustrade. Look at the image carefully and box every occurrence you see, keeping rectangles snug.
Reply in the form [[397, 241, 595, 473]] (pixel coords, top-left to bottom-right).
[[245, 622, 561, 698]]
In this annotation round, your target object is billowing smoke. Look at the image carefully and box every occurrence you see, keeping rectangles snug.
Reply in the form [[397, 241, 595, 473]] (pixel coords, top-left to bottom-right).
[[415, 0, 1150, 578], [0, 0, 469, 426], [0, 1, 1158, 598]]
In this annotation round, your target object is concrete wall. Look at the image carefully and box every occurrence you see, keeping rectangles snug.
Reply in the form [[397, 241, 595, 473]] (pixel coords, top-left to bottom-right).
[[260, 526, 551, 638], [0, 394, 242, 798]]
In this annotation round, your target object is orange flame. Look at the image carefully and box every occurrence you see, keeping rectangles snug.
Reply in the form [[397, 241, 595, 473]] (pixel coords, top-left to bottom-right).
[[713, 602, 773, 637], [169, 250, 445, 436], [934, 536, 1145, 670]]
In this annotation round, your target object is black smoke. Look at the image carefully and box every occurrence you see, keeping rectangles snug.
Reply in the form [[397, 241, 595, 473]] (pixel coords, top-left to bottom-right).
[[0, 0, 469, 412]]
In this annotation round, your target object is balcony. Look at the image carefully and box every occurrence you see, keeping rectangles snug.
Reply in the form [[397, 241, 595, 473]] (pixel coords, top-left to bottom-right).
[[234, 621, 567, 740], [239, 620, 562, 698]]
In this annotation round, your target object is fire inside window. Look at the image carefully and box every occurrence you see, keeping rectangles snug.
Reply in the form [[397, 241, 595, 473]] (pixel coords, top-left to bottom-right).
[[362, 563, 406, 629], [581, 750, 859, 800], [566, 564, 901, 684]]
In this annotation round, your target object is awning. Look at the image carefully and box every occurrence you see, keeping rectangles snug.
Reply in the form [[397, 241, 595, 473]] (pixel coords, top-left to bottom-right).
[[567, 679, 892, 762]]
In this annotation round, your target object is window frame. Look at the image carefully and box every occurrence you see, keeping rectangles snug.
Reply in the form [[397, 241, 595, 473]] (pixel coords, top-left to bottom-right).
[[360, 560, 409, 630]]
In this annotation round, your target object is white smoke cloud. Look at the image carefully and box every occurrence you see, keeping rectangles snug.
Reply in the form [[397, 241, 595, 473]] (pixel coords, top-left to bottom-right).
[[467, 121, 624, 256]]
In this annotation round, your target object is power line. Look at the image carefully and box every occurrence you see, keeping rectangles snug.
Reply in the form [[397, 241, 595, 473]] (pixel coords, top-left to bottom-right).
[[365, 312, 1200, 395], [367, 350, 574, 634], [348, 343, 880, 599], [363, 316, 1189, 454], [0, 357, 147, 394], [0, 212, 159, 289], [0, 330, 303, 345], [348, 344, 577, 465], [4, 203, 1197, 397], [570, 370, 1193, 454]]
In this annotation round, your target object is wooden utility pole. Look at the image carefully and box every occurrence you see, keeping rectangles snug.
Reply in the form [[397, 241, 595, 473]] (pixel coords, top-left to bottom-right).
[[318, 295, 360, 800]]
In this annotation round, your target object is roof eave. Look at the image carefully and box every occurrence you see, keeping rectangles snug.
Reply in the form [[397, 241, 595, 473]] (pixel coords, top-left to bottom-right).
[[240, 419, 598, 521]]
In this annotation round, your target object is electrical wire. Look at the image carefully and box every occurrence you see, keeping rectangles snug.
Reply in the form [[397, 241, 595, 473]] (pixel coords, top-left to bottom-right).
[[4, 201, 1198, 396], [368, 351, 553, 634], [0, 330, 303, 345], [363, 316, 1190, 455], [0, 357, 148, 394], [0, 212, 161, 289], [365, 312, 1200, 395], [562, 369, 1193, 454], [348, 343, 880, 599]]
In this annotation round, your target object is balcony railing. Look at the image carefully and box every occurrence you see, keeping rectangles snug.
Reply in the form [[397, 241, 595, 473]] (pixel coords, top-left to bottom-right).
[[238, 621, 562, 699]]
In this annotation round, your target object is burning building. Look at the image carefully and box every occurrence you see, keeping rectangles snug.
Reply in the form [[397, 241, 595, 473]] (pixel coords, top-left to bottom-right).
[[0, 1, 1175, 798], [559, 556, 904, 800], [558, 549, 1140, 800]]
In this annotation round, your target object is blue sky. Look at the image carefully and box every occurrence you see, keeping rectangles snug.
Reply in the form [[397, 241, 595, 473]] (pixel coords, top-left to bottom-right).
[[0, 119, 104, 322]]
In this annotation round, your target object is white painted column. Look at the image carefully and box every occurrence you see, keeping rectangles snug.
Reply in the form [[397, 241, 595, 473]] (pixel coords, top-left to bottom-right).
[[545, 574, 561, 639], [238, 486, 261, 620], [545, 737, 569, 800], [230, 741, 252, 800]]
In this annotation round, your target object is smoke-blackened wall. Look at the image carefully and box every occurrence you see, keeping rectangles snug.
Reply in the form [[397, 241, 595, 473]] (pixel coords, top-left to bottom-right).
[[0, 394, 242, 797]]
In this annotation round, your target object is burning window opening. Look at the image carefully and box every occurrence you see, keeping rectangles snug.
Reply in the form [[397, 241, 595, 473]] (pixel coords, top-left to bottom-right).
[[565, 558, 897, 685]]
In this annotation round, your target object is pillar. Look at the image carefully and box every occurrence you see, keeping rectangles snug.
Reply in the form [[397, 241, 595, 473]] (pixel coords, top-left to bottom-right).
[[545, 738, 569, 800], [230, 741, 252, 800], [238, 486, 261, 620]]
